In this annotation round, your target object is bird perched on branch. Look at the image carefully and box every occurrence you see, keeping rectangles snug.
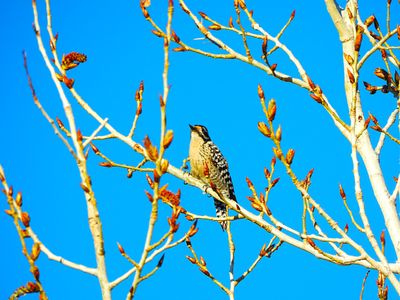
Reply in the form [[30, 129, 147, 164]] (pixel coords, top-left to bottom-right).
[[188, 124, 236, 231]]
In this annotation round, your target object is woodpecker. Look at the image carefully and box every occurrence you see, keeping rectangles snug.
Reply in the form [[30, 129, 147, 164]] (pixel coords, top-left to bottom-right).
[[188, 124, 236, 231]]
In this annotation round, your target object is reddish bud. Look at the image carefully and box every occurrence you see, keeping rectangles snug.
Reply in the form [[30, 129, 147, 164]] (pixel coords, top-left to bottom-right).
[[117, 242, 125, 254], [56, 117, 65, 129], [344, 53, 354, 65], [245, 177, 254, 189], [380, 230, 385, 247], [99, 162, 112, 167], [347, 69, 355, 84], [270, 63, 277, 72], [21, 212, 30, 227], [80, 182, 90, 193], [261, 36, 268, 56], [264, 167, 271, 179], [90, 143, 100, 155], [306, 75, 316, 90], [145, 190, 154, 203], [30, 266, 40, 281], [344, 223, 349, 233], [310, 93, 322, 104], [229, 16, 234, 28], [157, 254, 165, 268], [339, 184, 346, 199], [186, 255, 197, 264], [290, 9, 296, 21], [271, 177, 280, 187], [171, 31, 180, 43]]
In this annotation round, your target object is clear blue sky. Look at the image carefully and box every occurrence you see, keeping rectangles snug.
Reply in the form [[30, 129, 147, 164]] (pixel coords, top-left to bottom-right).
[[1, 0, 398, 299]]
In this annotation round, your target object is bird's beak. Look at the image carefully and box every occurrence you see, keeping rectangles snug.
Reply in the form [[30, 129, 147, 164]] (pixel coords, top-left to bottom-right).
[[189, 124, 195, 131]]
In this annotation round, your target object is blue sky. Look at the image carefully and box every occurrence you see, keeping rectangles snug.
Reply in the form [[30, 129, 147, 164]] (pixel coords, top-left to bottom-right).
[[1, 0, 399, 299]]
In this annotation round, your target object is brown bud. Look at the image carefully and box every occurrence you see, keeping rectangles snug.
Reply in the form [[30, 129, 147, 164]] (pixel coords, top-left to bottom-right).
[[56, 117, 65, 129], [271, 177, 280, 187], [26, 282, 39, 292], [186, 255, 197, 264], [259, 244, 267, 256], [310, 93, 322, 104], [117, 242, 125, 254], [264, 167, 271, 179], [339, 184, 346, 199], [153, 169, 161, 183], [4, 209, 13, 216], [271, 156, 276, 167], [364, 116, 371, 129], [145, 190, 154, 203], [261, 36, 268, 56], [173, 47, 187, 52], [370, 125, 382, 132], [245, 177, 254, 189], [80, 182, 90, 193], [374, 68, 389, 80], [344, 53, 354, 65], [15, 191, 22, 207], [270, 63, 277, 72], [171, 31, 180, 43], [380, 230, 385, 247], [306, 237, 316, 248], [229, 16, 234, 28], [143, 135, 159, 161], [257, 121, 271, 138], [364, 15, 375, 27], [76, 129, 83, 143], [151, 30, 163, 38], [290, 9, 296, 21], [257, 85, 265, 101], [90, 143, 100, 155], [163, 130, 174, 149], [238, 0, 246, 9], [344, 223, 349, 233], [198, 11, 208, 19], [200, 267, 211, 277], [380, 49, 387, 59], [200, 256, 206, 266], [99, 162, 112, 167], [160, 159, 169, 174], [30, 243, 41, 261], [63, 76, 75, 89], [275, 125, 282, 141], [369, 113, 378, 124], [251, 202, 263, 212], [273, 147, 283, 160], [347, 69, 355, 84], [286, 149, 295, 165], [21, 212, 30, 227], [306, 75, 316, 90], [354, 29, 363, 52], [30, 266, 40, 281], [267, 99, 276, 122], [208, 24, 221, 31], [8, 185, 13, 197]]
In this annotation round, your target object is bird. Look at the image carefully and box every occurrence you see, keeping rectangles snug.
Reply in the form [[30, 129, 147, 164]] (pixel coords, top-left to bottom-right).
[[188, 124, 236, 231]]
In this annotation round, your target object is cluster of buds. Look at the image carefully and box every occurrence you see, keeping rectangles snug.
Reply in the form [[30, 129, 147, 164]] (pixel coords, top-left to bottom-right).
[[259, 243, 276, 258], [377, 272, 388, 300], [167, 207, 181, 233], [307, 75, 325, 104], [160, 185, 181, 206], [61, 52, 87, 71], [143, 136, 159, 161]]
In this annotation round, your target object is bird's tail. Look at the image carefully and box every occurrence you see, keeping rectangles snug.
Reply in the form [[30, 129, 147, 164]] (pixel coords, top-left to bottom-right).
[[214, 198, 228, 231]]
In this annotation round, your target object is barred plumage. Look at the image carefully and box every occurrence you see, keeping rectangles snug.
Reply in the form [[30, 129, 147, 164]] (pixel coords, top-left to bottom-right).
[[188, 124, 236, 231]]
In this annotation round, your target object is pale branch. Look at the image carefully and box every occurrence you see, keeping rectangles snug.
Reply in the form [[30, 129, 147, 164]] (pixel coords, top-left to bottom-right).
[[168, 163, 400, 273], [33, 1, 112, 298], [82, 118, 109, 148]]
